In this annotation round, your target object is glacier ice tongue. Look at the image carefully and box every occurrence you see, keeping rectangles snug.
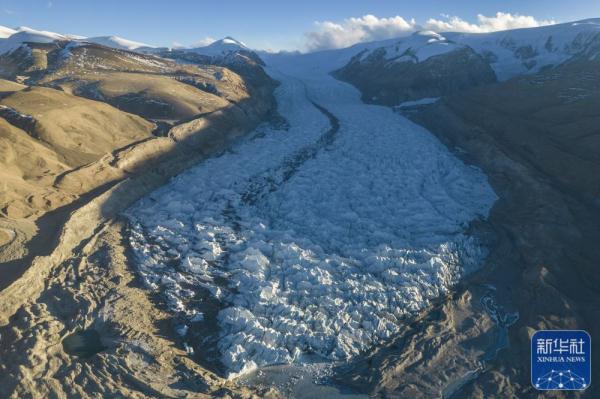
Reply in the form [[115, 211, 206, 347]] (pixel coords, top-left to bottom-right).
[[126, 57, 497, 378]]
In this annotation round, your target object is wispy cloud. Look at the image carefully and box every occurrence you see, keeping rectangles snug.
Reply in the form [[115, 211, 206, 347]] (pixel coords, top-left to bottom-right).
[[304, 12, 556, 51]]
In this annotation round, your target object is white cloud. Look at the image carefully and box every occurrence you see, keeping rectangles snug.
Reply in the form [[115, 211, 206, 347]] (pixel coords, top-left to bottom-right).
[[424, 12, 555, 33], [305, 14, 417, 51]]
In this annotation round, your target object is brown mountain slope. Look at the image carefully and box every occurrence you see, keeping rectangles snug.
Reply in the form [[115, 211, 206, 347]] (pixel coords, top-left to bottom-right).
[[0, 37, 275, 220], [53, 71, 232, 120], [0, 79, 26, 93], [0, 41, 252, 122], [0, 79, 155, 219], [1, 85, 154, 166], [0, 117, 71, 219]]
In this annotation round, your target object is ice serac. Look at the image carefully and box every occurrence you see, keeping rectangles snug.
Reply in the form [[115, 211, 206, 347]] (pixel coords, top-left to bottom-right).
[[127, 50, 497, 378]]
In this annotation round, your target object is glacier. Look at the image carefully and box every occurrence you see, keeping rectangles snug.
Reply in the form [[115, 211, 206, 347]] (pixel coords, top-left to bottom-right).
[[126, 53, 497, 378]]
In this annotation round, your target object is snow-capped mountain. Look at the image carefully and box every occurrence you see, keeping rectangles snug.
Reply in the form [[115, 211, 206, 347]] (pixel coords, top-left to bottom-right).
[[0, 25, 16, 38], [84, 35, 154, 51], [327, 18, 600, 107], [0, 27, 154, 55], [355, 30, 463, 64], [190, 36, 248, 56], [0, 26, 77, 54], [448, 18, 600, 80], [340, 18, 600, 81], [3, 18, 600, 74], [0, 26, 250, 59]]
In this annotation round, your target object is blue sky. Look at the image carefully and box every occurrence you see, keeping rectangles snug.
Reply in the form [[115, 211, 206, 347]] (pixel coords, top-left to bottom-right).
[[1, 0, 600, 50]]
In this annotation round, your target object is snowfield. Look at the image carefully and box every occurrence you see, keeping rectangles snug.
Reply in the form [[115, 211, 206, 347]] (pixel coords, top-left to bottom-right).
[[126, 54, 497, 378]]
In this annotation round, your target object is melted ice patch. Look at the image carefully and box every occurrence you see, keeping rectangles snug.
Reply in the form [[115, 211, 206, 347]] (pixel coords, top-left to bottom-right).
[[126, 61, 497, 378]]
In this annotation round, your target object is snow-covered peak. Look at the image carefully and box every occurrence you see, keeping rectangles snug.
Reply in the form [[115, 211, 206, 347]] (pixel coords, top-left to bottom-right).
[[357, 30, 462, 64], [0, 25, 156, 55], [10, 26, 69, 42], [323, 18, 600, 81], [84, 35, 154, 51], [191, 36, 249, 56], [0, 26, 73, 55], [443, 18, 600, 80], [572, 18, 600, 27], [221, 36, 246, 46], [0, 25, 16, 39]]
